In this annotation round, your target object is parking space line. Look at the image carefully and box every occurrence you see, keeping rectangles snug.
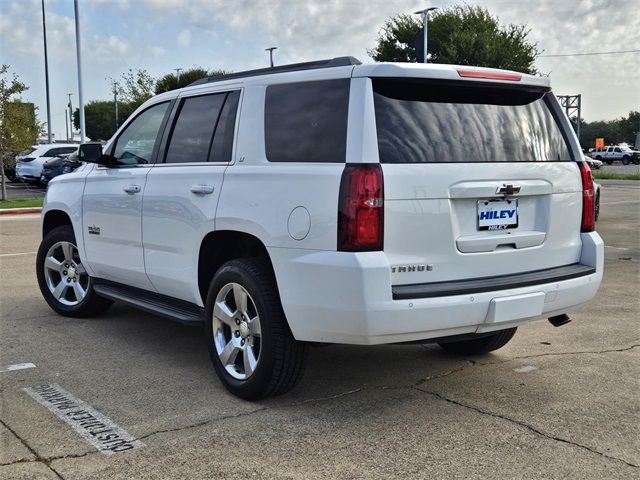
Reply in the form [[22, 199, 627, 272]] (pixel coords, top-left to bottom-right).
[[0, 362, 36, 373], [0, 252, 37, 257], [24, 384, 144, 455], [605, 245, 630, 251]]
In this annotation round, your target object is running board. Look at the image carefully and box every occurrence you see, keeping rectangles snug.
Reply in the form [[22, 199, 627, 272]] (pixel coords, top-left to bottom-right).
[[93, 280, 205, 325]]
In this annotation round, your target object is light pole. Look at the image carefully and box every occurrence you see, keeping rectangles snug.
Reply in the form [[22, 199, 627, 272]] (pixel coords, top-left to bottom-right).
[[174, 68, 183, 87], [67, 93, 73, 140], [73, 0, 86, 142], [265, 47, 277, 67], [41, 0, 52, 143], [414, 7, 438, 63]]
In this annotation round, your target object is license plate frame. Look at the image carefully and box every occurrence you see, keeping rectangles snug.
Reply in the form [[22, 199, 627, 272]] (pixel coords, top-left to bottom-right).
[[477, 199, 518, 231]]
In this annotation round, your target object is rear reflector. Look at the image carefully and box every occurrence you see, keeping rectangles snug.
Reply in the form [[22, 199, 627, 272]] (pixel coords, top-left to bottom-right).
[[578, 162, 595, 232], [457, 69, 522, 81], [338, 164, 384, 252]]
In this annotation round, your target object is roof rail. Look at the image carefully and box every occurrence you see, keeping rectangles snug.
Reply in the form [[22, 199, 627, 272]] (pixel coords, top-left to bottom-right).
[[188, 56, 362, 86]]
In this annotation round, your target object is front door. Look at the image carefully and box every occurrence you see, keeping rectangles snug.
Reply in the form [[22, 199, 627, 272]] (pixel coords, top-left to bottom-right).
[[83, 101, 171, 289], [143, 90, 241, 305]]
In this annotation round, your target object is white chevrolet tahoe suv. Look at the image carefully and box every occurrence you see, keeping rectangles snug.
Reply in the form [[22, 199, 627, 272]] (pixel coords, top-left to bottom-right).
[[37, 58, 603, 399]]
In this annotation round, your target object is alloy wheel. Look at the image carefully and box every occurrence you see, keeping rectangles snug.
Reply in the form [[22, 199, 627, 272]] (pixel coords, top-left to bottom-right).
[[43, 241, 89, 306], [212, 283, 262, 380]]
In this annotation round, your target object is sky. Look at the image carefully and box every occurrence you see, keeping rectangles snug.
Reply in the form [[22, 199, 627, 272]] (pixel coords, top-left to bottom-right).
[[1, 0, 638, 141]]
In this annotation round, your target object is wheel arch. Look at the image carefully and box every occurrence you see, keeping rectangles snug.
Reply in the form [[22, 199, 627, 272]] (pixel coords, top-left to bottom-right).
[[42, 209, 73, 238], [197, 230, 277, 306]]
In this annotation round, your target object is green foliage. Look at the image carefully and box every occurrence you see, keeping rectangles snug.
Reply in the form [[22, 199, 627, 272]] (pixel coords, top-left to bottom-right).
[[578, 111, 639, 148], [73, 100, 137, 141], [592, 171, 640, 181], [0, 65, 39, 166], [368, 14, 422, 63], [155, 68, 228, 94], [111, 69, 156, 108], [369, 5, 539, 74]]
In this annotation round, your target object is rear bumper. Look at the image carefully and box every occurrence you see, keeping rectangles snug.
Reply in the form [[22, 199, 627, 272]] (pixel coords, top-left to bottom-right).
[[268, 232, 603, 345]]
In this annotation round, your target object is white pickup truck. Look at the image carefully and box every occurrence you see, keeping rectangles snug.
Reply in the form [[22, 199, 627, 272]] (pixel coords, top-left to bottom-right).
[[590, 145, 640, 165], [36, 58, 603, 399]]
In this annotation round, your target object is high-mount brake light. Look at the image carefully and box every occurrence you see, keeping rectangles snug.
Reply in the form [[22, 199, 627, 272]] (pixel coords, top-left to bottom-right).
[[457, 69, 522, 81], [578, 162, 595, 232], [338, 164, 384, 252]]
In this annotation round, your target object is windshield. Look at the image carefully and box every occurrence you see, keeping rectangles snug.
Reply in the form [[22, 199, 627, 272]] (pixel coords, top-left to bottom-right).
[[373, 79, 572, 163]]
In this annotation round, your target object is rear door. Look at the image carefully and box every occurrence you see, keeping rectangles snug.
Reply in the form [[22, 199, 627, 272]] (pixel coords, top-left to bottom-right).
[[142, 89, 241, 305], [370, 78, 583, 287]]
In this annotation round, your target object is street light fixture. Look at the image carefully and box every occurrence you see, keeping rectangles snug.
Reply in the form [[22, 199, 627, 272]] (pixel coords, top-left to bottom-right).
[[41, 0, 52, 143], [265, 47, 278, 68], [414, 7, 438, 63], [174, 68, 183, 87]]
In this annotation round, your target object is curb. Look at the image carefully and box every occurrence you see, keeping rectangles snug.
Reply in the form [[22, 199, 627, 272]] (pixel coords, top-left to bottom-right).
[[0, 207, 42, 216]]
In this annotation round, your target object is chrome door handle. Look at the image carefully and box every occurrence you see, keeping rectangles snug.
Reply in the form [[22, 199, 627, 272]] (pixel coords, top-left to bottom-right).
[[123, 184, 141, 194], [190, 184, 214, 195]]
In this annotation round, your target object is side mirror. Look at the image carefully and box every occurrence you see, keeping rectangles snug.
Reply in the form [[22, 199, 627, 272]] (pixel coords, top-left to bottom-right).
[[78, 143, 103, 163]]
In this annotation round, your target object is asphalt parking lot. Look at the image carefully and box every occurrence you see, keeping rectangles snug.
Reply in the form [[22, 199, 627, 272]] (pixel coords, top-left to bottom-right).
[[0, 183, 638, 479], [2, 181, 46, 200]]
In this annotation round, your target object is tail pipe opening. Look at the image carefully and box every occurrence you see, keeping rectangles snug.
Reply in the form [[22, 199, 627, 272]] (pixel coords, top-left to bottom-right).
[[548, 314, 571, 327]]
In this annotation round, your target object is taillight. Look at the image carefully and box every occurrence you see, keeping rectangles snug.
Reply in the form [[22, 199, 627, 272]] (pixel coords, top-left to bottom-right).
[[338, 164, 384, 251], [578, 162, 595, 232]]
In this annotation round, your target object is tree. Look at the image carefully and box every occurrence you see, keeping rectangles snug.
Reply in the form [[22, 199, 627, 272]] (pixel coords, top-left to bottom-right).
[[111, 69, 156, 108], [73, 100, 136, 141], [155, 68, 228, 94], [369, 5, 540, 74], [578, 111, 640, 148], [0, 65, 39, 200]]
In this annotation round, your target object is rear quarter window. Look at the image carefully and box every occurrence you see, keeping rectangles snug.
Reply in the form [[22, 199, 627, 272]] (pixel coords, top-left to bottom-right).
[[373, 79, 572, 163], [264, 79, 350, 163]]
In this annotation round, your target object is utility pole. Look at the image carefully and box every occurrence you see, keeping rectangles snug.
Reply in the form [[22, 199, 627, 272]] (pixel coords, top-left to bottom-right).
[[414, 7, 438, 63], [41, 0, 52, 143], [67, 93, 73, 141], [265, 47, 277, 67], [65, 109, 69, 141], [112, 82, 119, 130], [74, 0, 86, 142], [558, 94, 582, 143], [174, 68, 183, 87]]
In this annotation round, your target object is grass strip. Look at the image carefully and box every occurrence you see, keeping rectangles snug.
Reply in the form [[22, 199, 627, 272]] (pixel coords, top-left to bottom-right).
[[0, 197, 44, 209]]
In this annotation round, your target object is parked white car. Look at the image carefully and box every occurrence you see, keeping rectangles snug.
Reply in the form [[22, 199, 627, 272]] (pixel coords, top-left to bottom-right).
[[15, 144, 78, 184], [37, 58, 603, 399]]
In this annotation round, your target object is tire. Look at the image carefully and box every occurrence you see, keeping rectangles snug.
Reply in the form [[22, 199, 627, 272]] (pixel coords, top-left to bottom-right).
[[594, 155, 602, 161], [622, 156, 630, 165], [438, 328, 517, 355], [205, 258, 308, 400], [36, 225, 113, 317]]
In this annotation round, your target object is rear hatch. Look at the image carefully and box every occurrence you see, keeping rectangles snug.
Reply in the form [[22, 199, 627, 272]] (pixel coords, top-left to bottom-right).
[[371, 76, 583, 286]]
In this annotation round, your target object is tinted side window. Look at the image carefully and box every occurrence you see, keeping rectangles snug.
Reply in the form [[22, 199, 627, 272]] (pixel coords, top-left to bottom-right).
[[210, 91, 240, 163], [614, 147, 621, 152], [265, 79, 350, 163], [112, 102, 170, 165], [165, 94, 226, 164]]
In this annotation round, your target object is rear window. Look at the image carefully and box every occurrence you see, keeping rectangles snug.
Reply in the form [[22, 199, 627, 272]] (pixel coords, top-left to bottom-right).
[[264, 79, 349, 163], [373, 80, 572, 163]]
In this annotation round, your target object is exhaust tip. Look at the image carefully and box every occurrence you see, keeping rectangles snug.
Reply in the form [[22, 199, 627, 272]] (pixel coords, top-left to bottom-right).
[[548, 314, 571, 327]]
